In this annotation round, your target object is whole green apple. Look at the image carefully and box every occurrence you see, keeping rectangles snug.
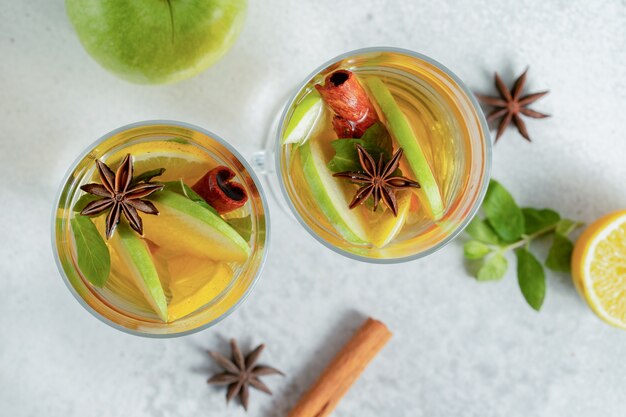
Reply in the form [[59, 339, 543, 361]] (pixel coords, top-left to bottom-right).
[[66, 0, 247, 84]]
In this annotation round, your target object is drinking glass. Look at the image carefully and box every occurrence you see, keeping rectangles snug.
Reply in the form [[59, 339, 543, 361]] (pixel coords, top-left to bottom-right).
[[265, 47, 490, 263], [52, 121, 269, 336]]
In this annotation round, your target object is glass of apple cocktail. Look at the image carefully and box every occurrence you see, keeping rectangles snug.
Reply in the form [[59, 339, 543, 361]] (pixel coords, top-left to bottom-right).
[[277, 48, 490, 262], [53, 121, 269, 336]]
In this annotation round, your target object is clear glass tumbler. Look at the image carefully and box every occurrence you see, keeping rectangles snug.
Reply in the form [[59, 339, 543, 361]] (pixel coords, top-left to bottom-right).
[[272, 47, 491, 263], [52, 121, 270, 337]]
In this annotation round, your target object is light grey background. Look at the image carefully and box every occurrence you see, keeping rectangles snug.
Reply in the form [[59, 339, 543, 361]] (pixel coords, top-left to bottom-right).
[[2, 1, 626, 416]]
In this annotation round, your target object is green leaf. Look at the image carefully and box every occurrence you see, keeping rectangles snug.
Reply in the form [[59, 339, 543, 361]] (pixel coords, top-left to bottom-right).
[[327, 123, 394, 173], [482, 180, 524, 242], [161, 180, 219, 215], [130, 168, 166, 186], [556, 218, 583, 236], [464, 240, 491, 259], [522, 208, 560, 234], [360, 122, 393, 154], [227, 216, 252, 241], [516, 248, 546, 311], [70, 216, 110, 287], [545, 233, 574, 272], [73, 194, 100, 212], [477, 252, 508, 281], [327, 139, 389, 173], [465, 218, 501, 245]]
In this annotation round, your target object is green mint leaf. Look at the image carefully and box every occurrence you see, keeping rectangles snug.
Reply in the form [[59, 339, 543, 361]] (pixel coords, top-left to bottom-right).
[[327, 139, 389, 173], [545, 233, 574, 272], [361, 122, 393, 154], [131, 168, 166, 186], [465, 218, 501, 245], [73, 194, 100, 212], [70, 216, 110, 287], [556, 218, 583, 236], [327, 123, 394, 173], [161, 180, 219, 215], [464, 240, 491, 259], [516, 248, 546, 311], [327, 139, 363, 172], [477, 252, 508, 281], [482, 180, 524, 242], [227, 216, 252, 241], [522, 208, 560, 234]]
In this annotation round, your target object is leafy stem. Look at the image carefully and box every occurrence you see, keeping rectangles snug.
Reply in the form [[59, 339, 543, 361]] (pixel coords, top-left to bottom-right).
[[499, 224, 561, 252], [464, 180, 584, 311]]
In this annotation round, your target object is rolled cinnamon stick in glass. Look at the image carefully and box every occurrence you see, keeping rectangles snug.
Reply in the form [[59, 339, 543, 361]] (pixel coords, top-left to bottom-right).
[[288, 317, 392, 417], [315, 70, 379, 138]]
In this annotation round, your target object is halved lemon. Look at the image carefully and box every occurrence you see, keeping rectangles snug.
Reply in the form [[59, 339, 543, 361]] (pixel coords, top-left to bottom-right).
[[572, 210, 626, 329]]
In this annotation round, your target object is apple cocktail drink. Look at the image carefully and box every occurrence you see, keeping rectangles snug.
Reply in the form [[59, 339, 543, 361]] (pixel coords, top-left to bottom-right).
[[54, 123, 267, 335], [279, 50, 489, 261]]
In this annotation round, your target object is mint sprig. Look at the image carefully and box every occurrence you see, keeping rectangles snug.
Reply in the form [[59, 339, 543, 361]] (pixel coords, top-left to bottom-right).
[[464, 180, 583, 310]]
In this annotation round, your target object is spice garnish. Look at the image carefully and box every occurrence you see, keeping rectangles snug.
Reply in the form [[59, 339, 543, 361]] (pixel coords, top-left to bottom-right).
[[475, 69, 549, 142], [79, 154, 163, 239], [333, 144, 420, 216], [192, 166, 248, 214], [315, 70, 379, 138], [208, 339, 283, 411]]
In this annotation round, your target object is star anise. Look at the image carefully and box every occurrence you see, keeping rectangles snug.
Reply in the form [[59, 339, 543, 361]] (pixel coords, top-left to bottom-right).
[[79, 154, 163, 239], [208, 339, 283, 411], [475, 69, 549, 142], [333, 144, 420, 216]]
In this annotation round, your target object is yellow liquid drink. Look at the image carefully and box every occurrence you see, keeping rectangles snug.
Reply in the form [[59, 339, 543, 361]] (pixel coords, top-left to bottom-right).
[[278, 48, 490, 261], [53, 122, 268, 336]]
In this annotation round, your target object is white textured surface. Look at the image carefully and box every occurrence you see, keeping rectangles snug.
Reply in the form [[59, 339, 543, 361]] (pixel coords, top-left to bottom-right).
[[2, 1, 626, 416]]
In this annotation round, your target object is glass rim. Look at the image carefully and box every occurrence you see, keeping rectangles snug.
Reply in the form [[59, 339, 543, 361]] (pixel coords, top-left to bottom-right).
[[275, 46, 492, 264], [51, 120, 272, 338]]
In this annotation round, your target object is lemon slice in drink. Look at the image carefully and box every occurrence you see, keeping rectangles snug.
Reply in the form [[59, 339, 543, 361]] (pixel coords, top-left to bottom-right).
[[106, 140, 212, 183], [572, 210, 626, 329], [365, 191, 412, 248], [166, 257, 233, 322]]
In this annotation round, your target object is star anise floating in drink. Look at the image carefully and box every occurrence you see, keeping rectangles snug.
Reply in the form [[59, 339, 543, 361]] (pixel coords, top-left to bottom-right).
[[79, 154, 164, 239], [475, 69, 550, 142], [333, 144, 420, 216], [208, 339, 283, 411]]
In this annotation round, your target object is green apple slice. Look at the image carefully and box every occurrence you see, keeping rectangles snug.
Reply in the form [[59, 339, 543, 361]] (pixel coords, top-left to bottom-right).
[[300, 140, 368, 244], [366, 77, 444, 220], [143, 190, 250, 262], [282, 90, 324, 145], [109, 222, 168, 321]]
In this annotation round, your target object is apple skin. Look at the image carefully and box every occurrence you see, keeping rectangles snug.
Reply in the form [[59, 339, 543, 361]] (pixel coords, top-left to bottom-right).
[[66, 0, 247, 84]]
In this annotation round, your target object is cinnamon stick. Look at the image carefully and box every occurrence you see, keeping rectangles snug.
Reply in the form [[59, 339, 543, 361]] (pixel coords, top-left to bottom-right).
[[315, 70, 379, 138], [288, 317, 392, 417]]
